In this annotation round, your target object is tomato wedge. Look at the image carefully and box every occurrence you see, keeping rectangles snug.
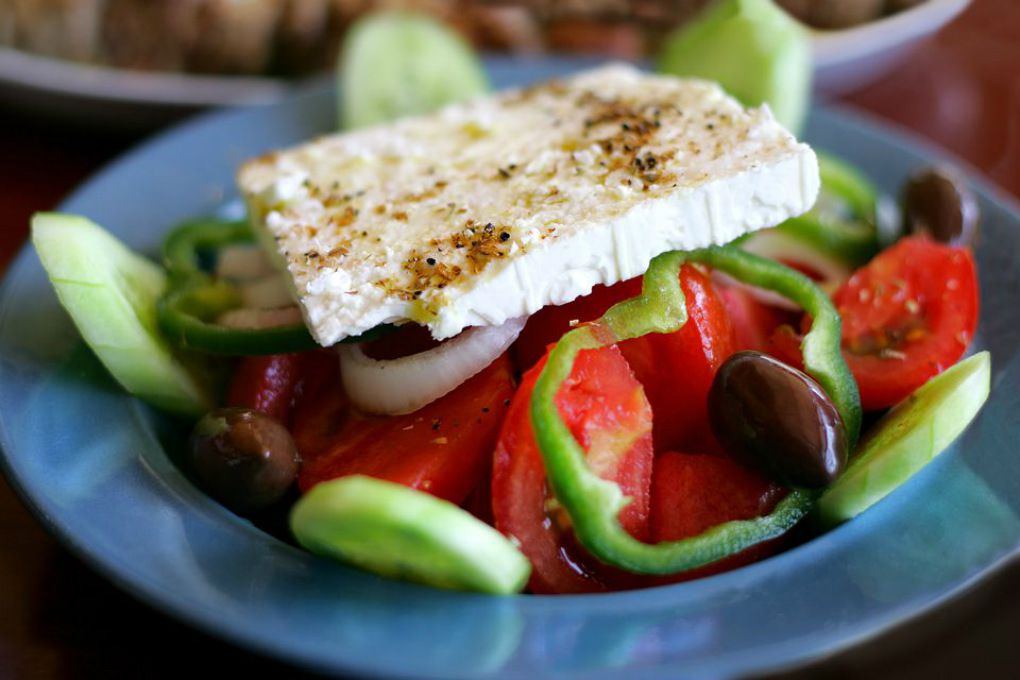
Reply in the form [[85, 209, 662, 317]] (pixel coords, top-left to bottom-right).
[[717, 284, 794, 354], [772, 236, 979, 411], [226, 353, 305, 423], [513, 266, 734, 451], [620, 265, 735, 450], [493, 345, 654, 594], [294, 354, 516, 505], [836, 236, 978, 409], [513, 279, 642, 372], [289, 350, 349, 459], [650, 451, 787, 583]]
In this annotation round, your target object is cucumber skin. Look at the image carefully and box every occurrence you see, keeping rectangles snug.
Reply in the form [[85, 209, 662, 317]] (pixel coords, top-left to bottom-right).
[[32, 213, 212, 417], [658, 0, 811, 134], [339, 12, 489, 130], [818, 352, 991, 526], [291, 476, 531, 595]]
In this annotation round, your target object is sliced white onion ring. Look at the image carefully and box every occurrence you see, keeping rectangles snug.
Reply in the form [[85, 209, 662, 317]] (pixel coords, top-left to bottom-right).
[[215, 244, 276, 281], [218, 306, 305, 330], [238, 273, 295, 309], [729, 229, 853, 310], [338, 317, 526, 416]]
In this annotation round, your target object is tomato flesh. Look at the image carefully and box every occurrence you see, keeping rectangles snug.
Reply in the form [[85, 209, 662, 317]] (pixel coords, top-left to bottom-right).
[[834, 236, 978, 409], [717, 284, 795, 354], [227, 353, 305, 423], [289, 350, 349, 459], [513, 266, 734, 451], [619, 265, 735, 450], [771, 236, 979, 411], [513, 279, 641, 372], [650, 451, 787, 582], [493, 345, 654, 594], [294, 354, 516, 505]]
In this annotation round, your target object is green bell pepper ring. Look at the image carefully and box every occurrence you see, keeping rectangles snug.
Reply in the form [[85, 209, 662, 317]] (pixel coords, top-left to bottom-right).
[[157, 217, 320, 355], [161, 217, 254, 283], [157, 218, 394, 355], [530, 245, 861, 575], [157, 280, 321, 355]]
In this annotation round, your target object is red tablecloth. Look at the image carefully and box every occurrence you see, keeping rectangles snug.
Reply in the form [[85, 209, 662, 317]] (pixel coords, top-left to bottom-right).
[[2, 1, 1019, 676]]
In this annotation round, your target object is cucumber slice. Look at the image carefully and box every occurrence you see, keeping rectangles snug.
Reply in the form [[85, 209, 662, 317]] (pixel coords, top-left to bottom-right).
[[658, 0, 811, 133], [339, 11, 489, 130], [31, 213, 212, 416], [818, 352, 991, 526], [291, 476, 531, 594]]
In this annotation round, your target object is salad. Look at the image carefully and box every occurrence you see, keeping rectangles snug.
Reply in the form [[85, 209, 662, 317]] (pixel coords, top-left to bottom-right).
[[29, 2, 989, 596]]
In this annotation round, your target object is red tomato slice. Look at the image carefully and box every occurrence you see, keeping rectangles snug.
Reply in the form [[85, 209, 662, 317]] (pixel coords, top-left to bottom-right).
[[771, 236, 979, 411], [462, 473, 495, 527], [619, 265, 735, 450], [226, 353, 305, 423], [512, 266, 735, 451], [289, 350, 348, 459], [650, 451, 787, 583], [288, 326, 440, 458], [717, 284, 795, 354], [294, 354, 516, 505], [492, 345, 654, 594], [835, 236, 978, 409], [512, 278, 642, 372]]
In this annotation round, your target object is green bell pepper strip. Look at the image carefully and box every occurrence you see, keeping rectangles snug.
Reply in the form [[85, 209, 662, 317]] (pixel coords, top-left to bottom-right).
[[161, 217, 253, 283], [816, 151, 878, 222], [157, 280, 320, 355], [157, 217, 320, 355], [157, 217, 391, 355], [775, 213, 876, 267], [769, 152, 881, 267], [529, 245, 861, 575]]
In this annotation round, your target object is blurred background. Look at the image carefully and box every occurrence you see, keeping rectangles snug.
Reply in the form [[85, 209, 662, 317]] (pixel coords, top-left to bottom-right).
[[2, 0, 1020, 678], [0, 0, 933, 75]]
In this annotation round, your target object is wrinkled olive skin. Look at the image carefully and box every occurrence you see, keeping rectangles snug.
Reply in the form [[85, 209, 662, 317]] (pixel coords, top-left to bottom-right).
[[190, 407, 300, 513], [902, 166, 979, 247], [709, 351, 847, 489]]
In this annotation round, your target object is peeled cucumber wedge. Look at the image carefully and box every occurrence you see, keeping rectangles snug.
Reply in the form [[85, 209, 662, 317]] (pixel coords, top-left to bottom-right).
[[658, 0, 811, 134], [32, 213, 212, 417], [291, 476, 531, 594], [339, 11, 489, 129], [818, 352, 991, 526]]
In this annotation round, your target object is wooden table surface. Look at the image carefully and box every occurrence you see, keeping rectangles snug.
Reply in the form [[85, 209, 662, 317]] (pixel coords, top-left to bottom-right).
[[2, 1, 1019, 677]]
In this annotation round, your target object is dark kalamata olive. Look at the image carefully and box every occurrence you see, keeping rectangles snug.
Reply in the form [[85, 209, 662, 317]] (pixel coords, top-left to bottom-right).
[[901, 166, 979, 247], [190, 407, 300, 513], [708, 351, 847, 489]]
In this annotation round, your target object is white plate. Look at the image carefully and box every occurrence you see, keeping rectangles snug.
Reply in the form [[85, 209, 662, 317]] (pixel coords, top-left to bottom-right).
[[0, 0, 971, 129], [0, 45, 289, 130], [812, 0, 972, 94]]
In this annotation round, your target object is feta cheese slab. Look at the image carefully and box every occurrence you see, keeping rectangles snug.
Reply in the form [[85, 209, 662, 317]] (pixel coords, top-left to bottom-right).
[[238, 64, 820, 345]]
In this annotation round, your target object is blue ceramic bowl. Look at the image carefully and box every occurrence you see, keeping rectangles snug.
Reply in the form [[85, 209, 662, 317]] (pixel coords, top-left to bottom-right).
[[2, 57, 1019, 679]]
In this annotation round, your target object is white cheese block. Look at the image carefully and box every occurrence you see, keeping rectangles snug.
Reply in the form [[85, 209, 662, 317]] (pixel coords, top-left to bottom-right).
[[238, 63, 820, 345]]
